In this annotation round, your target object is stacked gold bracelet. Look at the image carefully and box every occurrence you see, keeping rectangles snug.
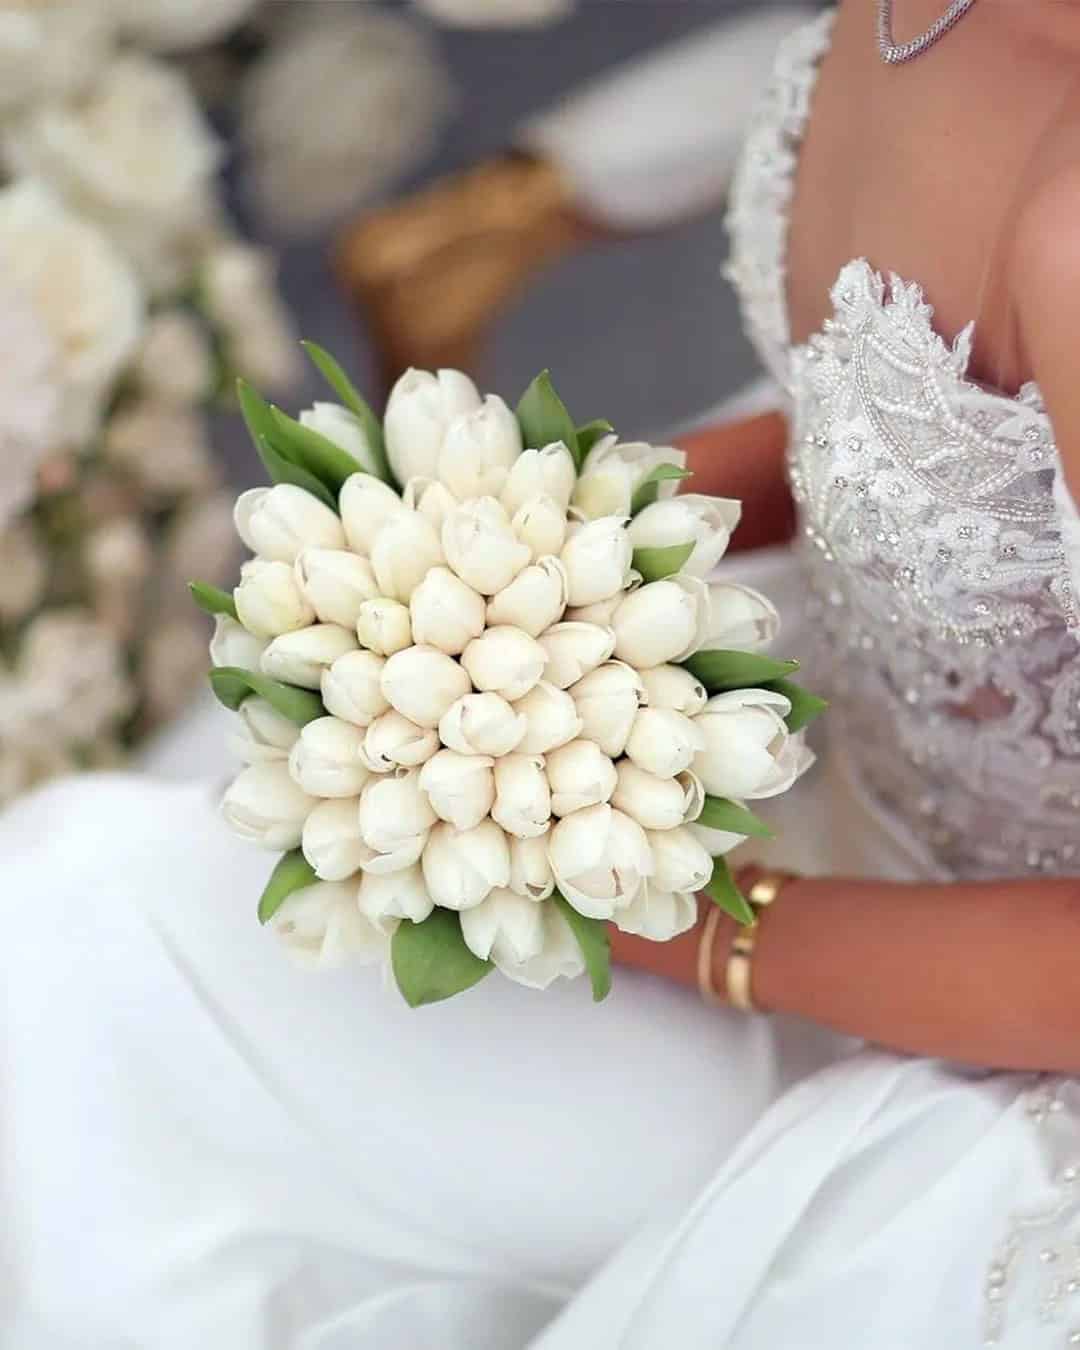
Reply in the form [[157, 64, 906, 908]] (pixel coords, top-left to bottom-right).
[[697, 868, 796, 1012]]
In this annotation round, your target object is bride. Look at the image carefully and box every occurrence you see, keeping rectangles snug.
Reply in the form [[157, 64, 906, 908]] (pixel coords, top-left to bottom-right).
[[7, 1, 1080, 1345]]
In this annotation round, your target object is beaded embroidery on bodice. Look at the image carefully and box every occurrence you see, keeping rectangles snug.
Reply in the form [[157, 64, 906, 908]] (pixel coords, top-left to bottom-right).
[[725, 10, 1080, 879]]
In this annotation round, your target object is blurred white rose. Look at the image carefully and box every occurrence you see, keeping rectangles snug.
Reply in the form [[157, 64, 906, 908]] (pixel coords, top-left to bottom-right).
[[3, 53, 222, 292], [202, 241, 301, 392], [270, 880, 388, 970], [384, 367, 481, 485], [693, 689, 815, 800], [17, 609, 135, 742], [0, 3, 113, 111], [133, 310, 213, 406], [300, 402, 383, 479], [221, 760, 316, 851], [239, 8, 455, 235], [548, 802, 653, 920], [0, 520, 47, 622], [0, 274, 60, 530], [414, 0, 574, 28], [115, 0, 258, 51], [103, 399, 215, 496], [0, 181, 142, 448]]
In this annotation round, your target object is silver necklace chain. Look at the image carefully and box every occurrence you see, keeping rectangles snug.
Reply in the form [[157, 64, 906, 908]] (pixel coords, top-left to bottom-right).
[[877, 0, 979, 65]]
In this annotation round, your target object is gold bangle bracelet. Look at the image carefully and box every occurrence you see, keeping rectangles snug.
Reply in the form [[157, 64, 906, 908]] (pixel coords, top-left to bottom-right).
[[696, 904, 726, 1005], [725, 870, 795, 1013]]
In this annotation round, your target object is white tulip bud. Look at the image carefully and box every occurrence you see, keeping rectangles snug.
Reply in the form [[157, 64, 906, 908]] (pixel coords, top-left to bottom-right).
[[548, 803, 653, 920], [358, 770, 437, 857], [438, 394, 523, 500], [703, 582, 781, 651], [227, 696, 300, 764], [355, 598, 412, 657], [612, 575, 709, 668], [299, 402, 381, 477], [461, 626, 547, 701], [570, 661, 646, 757], [502, 443, 576, 516], [301, 797, 369, 880], [418, 749, 495, 830], [383, 366, 482, 484], [693, 690, 814, 799], [210, 613, 268, 670], [512, 495, 568, 560], [421, 819, 511, 911], [537, 622, 615, 688], [614, 884, 698, 942], [221, 761, 317, 851], [613, 760, 698, 830], [496, 901, 586, 989], [624, 707, 705, 778], [135, 311, 213, 405], [627, 494, 742, 577], [294, 549, 379, 628], [370, 510, 444, 603], [403, 477, 458, 531], [460, 887, 545, 967], [381, 645, 471, 728], [638, 664, 707, 716], [513, 681, 582, 755], [486, 557, 568, 637], [571, 437, 686, 520], [270, 881, 388, 970], [544, 738, 617, 816], [560, 516, 633, 607], [564, 594, 622, 627], [648, 826, 714, 895], [261, 624, 357, 689], [234, 558, 315, 639], [438, 692, 527, 757], [409, 566, 486, 656], [340, 473, 407, 555], [442, 496, 532, 596], [492, 753, 551, 838], [361, 711, 439, 771], [508, 831, 555, 899], [358, 865, 434, 934], [689, 820, 747, 857], [288, 717, 371, 797], [321, 649, 388, 726], [234, 484, 346, 564]]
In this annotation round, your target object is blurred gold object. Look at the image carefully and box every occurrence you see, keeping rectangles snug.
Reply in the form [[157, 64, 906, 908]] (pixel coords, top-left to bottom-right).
[[338, 152, 599, 391]]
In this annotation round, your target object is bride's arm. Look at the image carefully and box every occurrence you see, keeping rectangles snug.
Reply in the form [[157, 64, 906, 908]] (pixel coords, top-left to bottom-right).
[[612, 877, 1080, 1073], [675, 409, 795, 553]]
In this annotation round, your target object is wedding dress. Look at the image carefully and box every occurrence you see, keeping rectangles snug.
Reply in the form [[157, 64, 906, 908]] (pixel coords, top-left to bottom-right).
[[6, 9, 1080, 1349]]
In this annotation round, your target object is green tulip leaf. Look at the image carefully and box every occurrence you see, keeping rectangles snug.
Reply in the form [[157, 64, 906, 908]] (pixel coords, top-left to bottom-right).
[[391, 908, 494, 1008], [551, 890, 612, 1002], [209, 666, 325, 725], [766, 677, 829, 733], [630, 463, 693, 515], [576, 418, 614, 457], [682, 649, 800, 693], [252, 432, 338, 510], [517, 370, 581, 468], [258, 850, 317, 925], [301, 341, 392, 485], [705, 856, 756, 926], [237, 378, 281, 456], [632, 541, 696, 583], [269, 406, 367, 494], [189, 580, 237, 621], [697, 796, 774, 839]]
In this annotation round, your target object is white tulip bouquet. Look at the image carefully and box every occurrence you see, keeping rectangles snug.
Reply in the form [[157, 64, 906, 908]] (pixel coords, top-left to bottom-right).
[[192, 349, 823, 1005]]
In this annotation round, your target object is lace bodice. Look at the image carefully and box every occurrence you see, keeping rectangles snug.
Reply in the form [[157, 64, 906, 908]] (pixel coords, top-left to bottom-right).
[[726, 9, 1080, 880]]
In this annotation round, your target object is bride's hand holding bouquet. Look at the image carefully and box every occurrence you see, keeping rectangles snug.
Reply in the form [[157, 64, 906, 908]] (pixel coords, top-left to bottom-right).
[[191, 349, 823, 1006]]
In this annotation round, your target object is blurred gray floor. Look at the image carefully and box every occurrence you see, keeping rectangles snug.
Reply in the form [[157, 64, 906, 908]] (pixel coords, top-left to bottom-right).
[[224, 0, 776, 485]]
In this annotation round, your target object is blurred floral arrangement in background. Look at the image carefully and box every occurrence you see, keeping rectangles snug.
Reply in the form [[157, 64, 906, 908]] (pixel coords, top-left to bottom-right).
[[0, 0, 299, 804]]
